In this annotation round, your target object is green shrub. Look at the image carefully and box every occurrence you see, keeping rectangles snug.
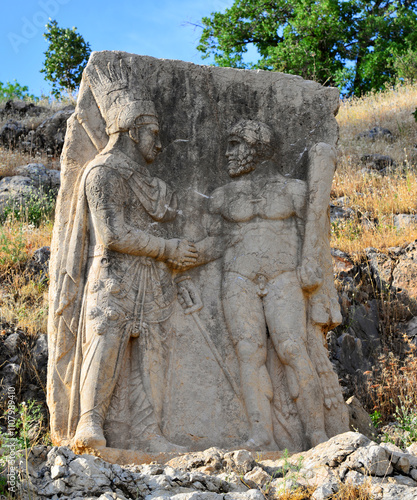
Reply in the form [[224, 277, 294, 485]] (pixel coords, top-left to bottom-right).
[[41, 19, 91, 98], [0, 80, 38, 102]]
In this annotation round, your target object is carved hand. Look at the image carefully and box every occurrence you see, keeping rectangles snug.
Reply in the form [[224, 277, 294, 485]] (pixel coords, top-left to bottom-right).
[[165, 239, 198, 270], [176, 277, 203, 314], [298, 258, 323, 293]]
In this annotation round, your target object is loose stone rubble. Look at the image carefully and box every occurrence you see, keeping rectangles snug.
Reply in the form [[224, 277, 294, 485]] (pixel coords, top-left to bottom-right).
[[17, 432, 417, 499]]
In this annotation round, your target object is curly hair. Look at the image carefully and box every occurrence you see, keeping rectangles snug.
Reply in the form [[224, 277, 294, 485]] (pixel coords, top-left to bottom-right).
[[228, 120, 275, 162]]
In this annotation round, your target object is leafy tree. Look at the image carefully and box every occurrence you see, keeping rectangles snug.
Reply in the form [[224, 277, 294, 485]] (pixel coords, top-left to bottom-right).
[[197, 0, 417, 96], [0, 80, 37, 102], [41, 19, 91, 98]]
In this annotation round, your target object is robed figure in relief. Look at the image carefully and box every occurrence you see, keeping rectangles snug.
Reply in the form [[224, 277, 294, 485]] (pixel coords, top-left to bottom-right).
[[47, 59, 197, 451]]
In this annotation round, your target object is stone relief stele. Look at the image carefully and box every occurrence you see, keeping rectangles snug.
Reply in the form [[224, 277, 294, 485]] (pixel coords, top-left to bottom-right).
[[47, 51, 349, 458]]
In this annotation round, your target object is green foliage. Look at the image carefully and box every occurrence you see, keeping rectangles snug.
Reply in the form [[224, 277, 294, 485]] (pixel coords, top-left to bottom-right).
[[0, 80, 38, 102], [1, 400, 49, 497], [0, 225, 26, 265], [385, 401, 417, 448], [371, 410, 382, 429], [392, 44, 417, 84], [40, 19, 91, 98], [197, 0, 417, 96], [0, 191, 56, 228]]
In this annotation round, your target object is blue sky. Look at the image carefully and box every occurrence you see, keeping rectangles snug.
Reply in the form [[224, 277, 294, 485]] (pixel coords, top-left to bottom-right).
[[1, 0, 236, 97]]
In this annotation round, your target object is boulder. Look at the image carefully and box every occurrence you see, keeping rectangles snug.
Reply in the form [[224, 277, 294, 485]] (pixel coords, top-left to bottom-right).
[[14, 163, 60, 194], [361, 153, 395, 170], [26, 246, 50, 282], [1, 99, 46, 117], [346, 396, 378, 440], [32, 107, 74, 155], [393, 214, 417, 230], [392, 241, 417, 302], [0, 120, 28, 148], [356, 126, 394, 141], [0, 175, 39, 212]]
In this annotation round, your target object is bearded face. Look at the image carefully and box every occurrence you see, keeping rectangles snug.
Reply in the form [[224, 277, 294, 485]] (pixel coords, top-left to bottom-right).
[[226, 135, 258, 178]]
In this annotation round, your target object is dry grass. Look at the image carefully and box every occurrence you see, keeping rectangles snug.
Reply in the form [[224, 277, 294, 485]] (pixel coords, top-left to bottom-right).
[[0, 146, 60, 175], [0, 221, 52, 335], [270, 487, 314, 499], [337, 83, 417, 161], [331, 480, 375, 500], [364, 343, 417, 424], [332, 83, 417, 254], [266, 482, 374, 499]]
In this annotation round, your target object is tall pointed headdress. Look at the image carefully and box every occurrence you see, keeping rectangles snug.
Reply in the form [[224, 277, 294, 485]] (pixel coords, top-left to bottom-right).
[[85, 58, 158, 135]]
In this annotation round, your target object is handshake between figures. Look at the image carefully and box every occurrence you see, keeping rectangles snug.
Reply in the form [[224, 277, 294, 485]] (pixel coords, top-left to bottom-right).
[[165, 239, 198, 271]]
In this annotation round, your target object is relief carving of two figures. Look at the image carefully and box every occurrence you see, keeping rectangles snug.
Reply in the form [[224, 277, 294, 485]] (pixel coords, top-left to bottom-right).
[[48, 59, 348, 454]]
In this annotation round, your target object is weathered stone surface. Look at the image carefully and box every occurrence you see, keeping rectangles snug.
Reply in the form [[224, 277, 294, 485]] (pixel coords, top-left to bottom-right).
[[356, 126, 394, 141], [330, 200, 355, 223], [1, 99, 46, 117], [393, 214, 417, 229], [32, 106, 74, 154], [25, 245, 51, 283], [331, 248, 354, 274], [361, 153, 395, 170], [366, 247, 394, 293], [14, 163, 61, 193], [47, 51, 348, 456], [0, 120, 28, 148], [346, 396, 377, 440], [343, 443, 393, 477], [392, 241, 417, 302], [23, 434, 417, 499]]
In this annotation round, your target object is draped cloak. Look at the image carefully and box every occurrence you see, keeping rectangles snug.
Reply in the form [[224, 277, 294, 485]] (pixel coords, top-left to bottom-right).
[[47, 148, 178, 445]]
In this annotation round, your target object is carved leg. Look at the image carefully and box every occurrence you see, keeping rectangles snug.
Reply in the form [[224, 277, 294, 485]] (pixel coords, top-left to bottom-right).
[[307, 323, 344, 409], [265, 272, 328, 449], [74, 319, 130, 449], [222, 273, 277, 450]]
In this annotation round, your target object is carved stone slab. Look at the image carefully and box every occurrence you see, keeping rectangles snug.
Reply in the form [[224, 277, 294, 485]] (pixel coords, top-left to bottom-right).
[[47, 51, 349, 455]]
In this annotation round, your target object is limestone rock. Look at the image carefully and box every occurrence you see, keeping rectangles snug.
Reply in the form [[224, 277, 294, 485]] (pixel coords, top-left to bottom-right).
[[242, 466, 271, 489], [331, 248, 354, 274], [356, 127, 394, 141], [346, 396, 378, 440], [0, 120, 28, 148], [25, 245, 50, 282], [0, 175, 40, 212], [361, 153, 395, 170], [392, 240, 417, 302], [1, 99, 46, 117], [343, 443, 393, 477], [32, 106, 74, 155], [393, 214, 417, 230], [22, 434, 417, 499], [14, 163, 60, 193], [223, 450, 255, 474]]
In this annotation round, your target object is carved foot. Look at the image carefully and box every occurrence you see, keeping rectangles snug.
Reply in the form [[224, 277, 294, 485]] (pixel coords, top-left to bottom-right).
[[320, 370, 345, 410], [243, 427, 278, 451], [73, 414, 106, 449]]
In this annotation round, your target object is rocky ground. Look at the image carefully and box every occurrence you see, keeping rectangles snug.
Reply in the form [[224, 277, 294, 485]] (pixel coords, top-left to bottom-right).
[[10, 432, 417, 499]]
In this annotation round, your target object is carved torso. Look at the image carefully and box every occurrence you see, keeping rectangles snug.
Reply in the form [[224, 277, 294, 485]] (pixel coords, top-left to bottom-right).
[[210, 173, 307, 280], [83, 150, 177, 336]]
